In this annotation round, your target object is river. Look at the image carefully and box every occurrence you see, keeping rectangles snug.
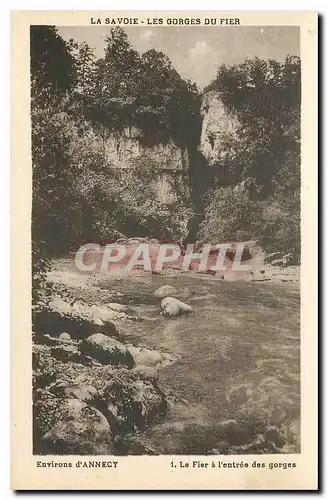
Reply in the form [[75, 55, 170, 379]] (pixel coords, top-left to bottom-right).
[[94, 272, 300, 454]]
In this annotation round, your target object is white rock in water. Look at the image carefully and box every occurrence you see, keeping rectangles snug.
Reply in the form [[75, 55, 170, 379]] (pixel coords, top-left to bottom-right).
[[128, 346, 164, 367], [89, 303, 137, 322], [154, 285, 180, 298], [160, 297, 193, 317], [59, 332, 71, 342], [49, 297, 72, 315], [132, 365, 159, 383]]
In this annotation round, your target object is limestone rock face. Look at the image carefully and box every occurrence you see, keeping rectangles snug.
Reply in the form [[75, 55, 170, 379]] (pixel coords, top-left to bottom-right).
[[103, 126, 189, 204], [199, 91, 240, 169], [104, 126, 189, 172]]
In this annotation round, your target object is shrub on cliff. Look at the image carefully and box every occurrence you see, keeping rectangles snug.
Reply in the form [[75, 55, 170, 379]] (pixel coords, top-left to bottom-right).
[[205, 56, 300, 195], [83, 27, 202, 148], [201, 56, 300, 256]]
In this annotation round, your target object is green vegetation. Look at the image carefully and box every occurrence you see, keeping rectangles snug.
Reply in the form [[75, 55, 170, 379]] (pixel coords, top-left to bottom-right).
[[31, 26, 301, 305], [31, 26, 201, 259], [201, 57, 301, 257]]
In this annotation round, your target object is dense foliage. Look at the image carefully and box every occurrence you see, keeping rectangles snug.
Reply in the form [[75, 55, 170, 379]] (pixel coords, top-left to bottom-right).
[[69, 28, 201, 148], [200, 57, 301, 257], [31, 26, 301, 305], [31, 25, 203, 303]]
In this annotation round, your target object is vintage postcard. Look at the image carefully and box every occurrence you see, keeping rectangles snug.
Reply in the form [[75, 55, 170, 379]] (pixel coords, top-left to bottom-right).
[[11, 11, 318, 490]]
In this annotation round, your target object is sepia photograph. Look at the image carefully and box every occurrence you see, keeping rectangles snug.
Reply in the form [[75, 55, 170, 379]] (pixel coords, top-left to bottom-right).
[[30, 22, 302, 457], [10, 10, 318, 490]]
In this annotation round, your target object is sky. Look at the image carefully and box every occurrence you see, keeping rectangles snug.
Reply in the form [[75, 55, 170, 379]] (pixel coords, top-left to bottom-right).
[[58, 26, 300, 89]]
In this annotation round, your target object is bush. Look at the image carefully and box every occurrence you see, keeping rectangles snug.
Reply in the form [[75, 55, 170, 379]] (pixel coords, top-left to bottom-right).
[[199, 183, 300, 261], [200, 56, 301, 257], [258, 195, 300, 260], [199, 186, 261, 243]]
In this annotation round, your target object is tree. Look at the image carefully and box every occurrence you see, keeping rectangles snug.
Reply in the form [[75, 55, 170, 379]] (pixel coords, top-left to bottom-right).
[[82, 29, 202, 149], [70, 42, 97, 96], [30, 27, 102, 306], [199, 186, 261, 243], [205, 56, 301, 195], [30, 25, 77, 94], [199, 56, 301, 256]]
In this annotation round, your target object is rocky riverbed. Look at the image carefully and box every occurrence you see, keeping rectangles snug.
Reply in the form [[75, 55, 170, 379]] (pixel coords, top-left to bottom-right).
[[33, 257, 300, 455]]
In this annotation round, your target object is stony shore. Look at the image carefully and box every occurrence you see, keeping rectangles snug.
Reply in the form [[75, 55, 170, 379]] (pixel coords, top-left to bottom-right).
[[33, 254, 300, 455]]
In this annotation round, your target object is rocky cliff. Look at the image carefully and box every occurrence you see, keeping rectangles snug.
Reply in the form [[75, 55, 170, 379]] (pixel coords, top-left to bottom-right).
[[101, 93, 240, 210], [199, 91, 240, 168], [103, 126, 190, 204], [104, 126, 189, 172]]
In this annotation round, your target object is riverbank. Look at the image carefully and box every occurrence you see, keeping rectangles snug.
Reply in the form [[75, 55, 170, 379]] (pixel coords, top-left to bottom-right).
[[33, 257, 300, 455]]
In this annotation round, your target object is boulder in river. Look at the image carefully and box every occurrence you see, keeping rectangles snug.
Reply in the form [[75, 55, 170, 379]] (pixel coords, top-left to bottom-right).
[[33, 307, 118, 341], [126, 237, 149, 244], [154, 285, 181, 299], [61, 384, 108, 416], [79, 333, 135, 369], [67, 302, 140, 323], [40, 398, 114, 455], [63, 384, 100, 406], [149, 238, 160, 245], [267, 251, 299, 267], [58, 332, 71, 342], [101, 303, 139, 321], [72, 300, 130, 328], [116, 237, 128, 244], [160, 297, 193, 317], [101, 374, 167, 434], [131, 365, 159, 383], [128, 345, 174, 368]]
